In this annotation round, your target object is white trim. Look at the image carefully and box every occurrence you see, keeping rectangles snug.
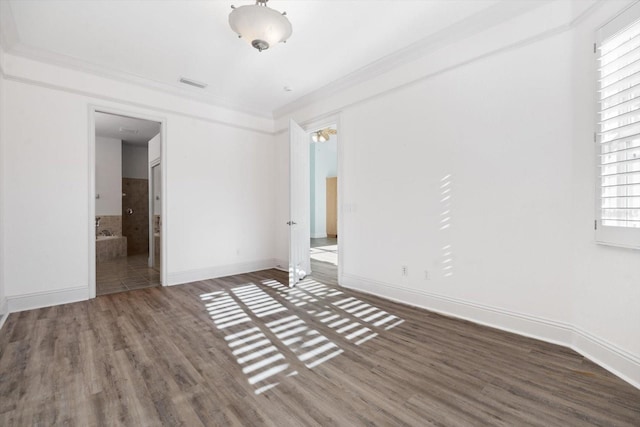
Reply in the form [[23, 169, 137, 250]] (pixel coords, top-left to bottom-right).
[[159, 121, 168, 288], [88, 108, 96, 299], [341, 273, 574, 345], [302, 115, 343, 285], [341, 273, 640, 389], [11, 43, 272, 119], [597, 0, 640, 41], [1, 0, 606, 137], [1, 0, 544, 121], [167, 259, 277, 286], [89, 105, 169, 297], [573, 326, 640, 390], [0, 298, 9, 331], [0, 63, 272, 136], [594, 1, 640, 250], [1, 0, 603, 122], [274, 1, 603, 119], [7, 286, 88, 313], [148, 158, 161, 270]]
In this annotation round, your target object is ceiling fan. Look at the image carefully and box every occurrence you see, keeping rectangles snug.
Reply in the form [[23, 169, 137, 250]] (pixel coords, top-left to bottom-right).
[[311, 128, 337, 142]]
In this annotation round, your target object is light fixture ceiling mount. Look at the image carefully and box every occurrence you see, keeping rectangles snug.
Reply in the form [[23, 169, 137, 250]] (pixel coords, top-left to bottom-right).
[[229, 0, 292, 52]]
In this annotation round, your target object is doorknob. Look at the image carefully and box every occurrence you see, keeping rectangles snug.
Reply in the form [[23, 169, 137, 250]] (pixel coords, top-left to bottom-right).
[[287, 221, 297, 226], [126, 208, 134, 215]]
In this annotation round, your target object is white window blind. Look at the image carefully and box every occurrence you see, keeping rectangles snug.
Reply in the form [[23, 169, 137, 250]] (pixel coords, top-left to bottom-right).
[[596, 5, 640, 249]]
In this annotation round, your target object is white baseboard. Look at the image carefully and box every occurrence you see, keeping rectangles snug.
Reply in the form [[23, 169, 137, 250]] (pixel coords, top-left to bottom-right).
[[310, 233, 328, 239], [7, 286, 88, 313], [572, 327, 640, 389], [167, 259, 278, 286], [0, 298, 9, 331], [341, 273, 640, 390], [274, 258, 288, 272]]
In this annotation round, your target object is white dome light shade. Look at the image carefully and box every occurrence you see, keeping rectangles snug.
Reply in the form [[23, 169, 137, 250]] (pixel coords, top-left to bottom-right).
[[311, 131, 327, 143], [229, 2, 292, 52]]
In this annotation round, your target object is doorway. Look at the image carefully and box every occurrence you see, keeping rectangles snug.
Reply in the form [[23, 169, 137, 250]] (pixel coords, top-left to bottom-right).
[[309, 125, 338, 285], [92, 111, 162, 296], [287, 118, 341, 287]]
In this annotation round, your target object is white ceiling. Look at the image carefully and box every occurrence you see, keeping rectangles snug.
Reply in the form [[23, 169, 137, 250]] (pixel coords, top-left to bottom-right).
[[95, 112, 160, 146], [1, 0, 536, 117]]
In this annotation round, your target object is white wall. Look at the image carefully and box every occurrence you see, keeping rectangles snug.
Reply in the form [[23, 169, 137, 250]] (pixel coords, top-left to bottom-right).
[[310, 136, 337, 238], [274, 0, 640, 387], [95, 136, 121, 215], [167, 117, 275, 282], [3, 82, 89, 301], [340, 31, 573, 320], [122, 143, 148, 179], [0, 51, 276, 304]]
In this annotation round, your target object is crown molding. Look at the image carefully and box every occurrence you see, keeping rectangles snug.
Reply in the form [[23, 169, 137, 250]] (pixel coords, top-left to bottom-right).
[[0, 0, 272, 120], [5, 41, 274, 120], [272, 0, 611, 120], [272, 0, 606, 134], [1, 0, 550, 122], [0, 0, 608, 125], [0, 59, 275, 136], [272, 0, 554, 119]]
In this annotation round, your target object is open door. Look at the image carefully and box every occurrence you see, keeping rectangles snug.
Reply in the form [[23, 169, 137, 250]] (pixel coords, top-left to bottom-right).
[[288, 119, 311, 287]]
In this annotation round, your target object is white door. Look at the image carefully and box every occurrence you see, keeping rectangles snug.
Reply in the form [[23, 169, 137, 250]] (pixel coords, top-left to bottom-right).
[[289, 119, 311, 287]]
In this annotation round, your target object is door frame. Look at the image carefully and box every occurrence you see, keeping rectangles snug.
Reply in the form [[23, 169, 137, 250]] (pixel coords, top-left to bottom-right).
[[88, 105, 168, 298], [149, 159, 161, 270], [301, 114, 343, 284]]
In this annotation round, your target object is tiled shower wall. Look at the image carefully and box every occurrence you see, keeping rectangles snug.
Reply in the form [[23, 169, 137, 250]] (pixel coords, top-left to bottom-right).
[[122, 178, 149, 255]]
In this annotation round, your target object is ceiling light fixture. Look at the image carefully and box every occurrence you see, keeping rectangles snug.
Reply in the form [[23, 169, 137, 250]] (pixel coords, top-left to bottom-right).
[[229, 0, 292, 52], [311, 128, 337, 143]]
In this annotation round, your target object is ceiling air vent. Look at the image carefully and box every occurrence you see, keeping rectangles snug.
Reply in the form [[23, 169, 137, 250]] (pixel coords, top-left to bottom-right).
[[179, 77, 208, 89]]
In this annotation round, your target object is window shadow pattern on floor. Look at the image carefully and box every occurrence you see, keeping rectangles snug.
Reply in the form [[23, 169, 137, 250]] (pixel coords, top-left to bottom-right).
[[200, 277, 404, 395]]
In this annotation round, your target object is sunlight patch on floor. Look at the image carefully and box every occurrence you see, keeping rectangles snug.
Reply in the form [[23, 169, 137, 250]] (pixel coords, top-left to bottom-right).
[[199, 277, 404, 395]]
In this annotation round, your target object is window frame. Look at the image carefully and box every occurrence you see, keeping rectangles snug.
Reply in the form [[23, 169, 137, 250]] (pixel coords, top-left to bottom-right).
[[595, 1, 640, 250]]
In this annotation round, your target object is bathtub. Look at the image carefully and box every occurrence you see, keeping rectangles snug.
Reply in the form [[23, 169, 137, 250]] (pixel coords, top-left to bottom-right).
[[96, 235, 127, 261], [96, 235, 121, 241]]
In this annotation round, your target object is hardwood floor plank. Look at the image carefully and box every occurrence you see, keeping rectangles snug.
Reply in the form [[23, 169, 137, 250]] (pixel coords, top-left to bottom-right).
[[0, 268, 638, 426]]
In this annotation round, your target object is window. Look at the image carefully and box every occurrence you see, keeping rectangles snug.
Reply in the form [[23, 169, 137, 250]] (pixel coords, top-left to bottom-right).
[[596, 3, 640, 249]]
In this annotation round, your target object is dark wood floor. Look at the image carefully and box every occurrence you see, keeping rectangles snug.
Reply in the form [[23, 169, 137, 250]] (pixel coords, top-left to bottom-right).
[[310, 237, 338, 285], [0, 268, 639, 426]]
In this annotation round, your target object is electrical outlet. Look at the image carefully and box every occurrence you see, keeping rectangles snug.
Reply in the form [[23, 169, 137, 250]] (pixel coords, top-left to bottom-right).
[[424, 270, 430, 280], [401, 265, 408, 276]]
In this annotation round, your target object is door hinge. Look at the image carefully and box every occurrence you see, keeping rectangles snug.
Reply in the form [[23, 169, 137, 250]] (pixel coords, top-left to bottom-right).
[[595, 219, 598, 230], [594, 132, 597, 143], [594, 42, 597, 54]]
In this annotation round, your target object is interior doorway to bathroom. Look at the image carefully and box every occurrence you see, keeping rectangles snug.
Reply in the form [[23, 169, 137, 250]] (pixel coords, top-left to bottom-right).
[[308, 125, 338, 285], [93, 111, 162, 296]]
